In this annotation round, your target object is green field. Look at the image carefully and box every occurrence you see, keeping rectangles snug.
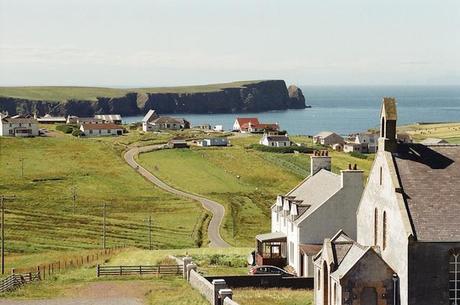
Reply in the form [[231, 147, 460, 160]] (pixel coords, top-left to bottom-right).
[[399, 122, 460, 144], [0, 80, 263, 101], [0, 134, 204, 257], [138, 135, 374, 246]]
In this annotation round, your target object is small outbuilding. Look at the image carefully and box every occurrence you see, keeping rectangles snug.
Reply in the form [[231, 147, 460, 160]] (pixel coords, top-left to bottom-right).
[[167, 138, 189, 148], [197, 137, 228, 147], [80, 123, 123, 137], [260, 133, 290, 147]]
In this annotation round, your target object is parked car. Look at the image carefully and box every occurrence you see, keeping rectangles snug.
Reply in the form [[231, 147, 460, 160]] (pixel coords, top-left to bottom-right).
[[249, 265, 294, 277]]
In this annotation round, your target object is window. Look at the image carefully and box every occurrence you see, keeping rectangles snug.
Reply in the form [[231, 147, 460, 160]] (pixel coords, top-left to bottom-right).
[[19, 123, 22, 127], [379, 167, 383, 186], [450, 250, 460, 304], [382, 211, 387, 250], [29, 123, 31, 127], [108, 129, 111, 134], [374, 208, 378, 246], [317, 270, 321, 290], [89, 130, 93, 134]]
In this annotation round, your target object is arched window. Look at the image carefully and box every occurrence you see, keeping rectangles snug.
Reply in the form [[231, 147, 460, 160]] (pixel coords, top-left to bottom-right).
[[379, 166, 383, 186], [382, 211, 387, 250], [450, 250, 460, 304], [374, 208, 378, 246], [317, 269, 321, 290], [381, 116, 385, 137]]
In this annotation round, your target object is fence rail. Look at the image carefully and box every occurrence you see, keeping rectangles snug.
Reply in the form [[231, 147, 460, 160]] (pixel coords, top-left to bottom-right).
[[97, 264, 183, 277], [0, 271, 40, 293]]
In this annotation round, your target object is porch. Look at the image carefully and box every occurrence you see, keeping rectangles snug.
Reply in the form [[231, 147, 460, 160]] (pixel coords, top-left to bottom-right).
[[255, 232, 287, 268]]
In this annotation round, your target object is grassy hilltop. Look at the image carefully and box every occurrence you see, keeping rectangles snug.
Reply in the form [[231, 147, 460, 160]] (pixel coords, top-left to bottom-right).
[[0, 80, 264, 102]]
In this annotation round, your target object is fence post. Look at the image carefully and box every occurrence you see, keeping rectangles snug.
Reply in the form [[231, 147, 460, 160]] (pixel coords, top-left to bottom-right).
[[11, 268, 15, 275], [37, 266, 41, 280], [28, 272, 32, 282], [186, 263, 197, 282], [139, 266, 142, 275], [219, 289, 233, 305], [212, 279, 227, 305], [157, 265, 160, 277], [96, 264, 100, 277], [183, 256, 192, 279], [120, 266, 122, 276]]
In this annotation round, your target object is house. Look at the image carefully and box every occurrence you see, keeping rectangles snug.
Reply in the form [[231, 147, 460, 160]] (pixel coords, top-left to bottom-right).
[[214, 125, 224, 132], [79, 123, 123, 137], [331, 143, 343, 151], [350, 132, 379, 153], [259, 133, 290, 147], [76, 117, 104, 126], [197, 137, 228, 147], [94, 114, 122, 124], [36, 114, 67, 124], [343, 142, 367, 153], [313, 131, 345, 146], [420, 137, 448, 145], [142, 109, 160, 132], [167, 138, 188, 148], [256, 150, 364, 277], [193, 124, 212, 130], [314, 97, 460, 305], [66, 115, 79, 124], [396, 132, 413, 143], [233, 118, 259, 132], [313, 230, 396, 305], [0, 115, 39, 137]]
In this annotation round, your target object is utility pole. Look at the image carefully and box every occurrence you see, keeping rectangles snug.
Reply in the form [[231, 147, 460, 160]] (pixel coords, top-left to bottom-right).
[[19, 157, 24, 178], [102, 203, 107, 250], [147, 215, 152, 250], [1, 195, 16, 275], [70, 186, 77, 214]]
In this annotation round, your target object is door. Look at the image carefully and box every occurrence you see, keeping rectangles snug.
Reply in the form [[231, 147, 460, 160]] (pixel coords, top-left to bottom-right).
[[299, 253, 304, 277], [360, 287, 377, 305]]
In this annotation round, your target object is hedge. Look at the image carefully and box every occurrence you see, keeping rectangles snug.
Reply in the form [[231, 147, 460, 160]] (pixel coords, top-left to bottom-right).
[[247, 144, 314, 154], [349, 151, 368, 159], [56, 124, 75, 134]]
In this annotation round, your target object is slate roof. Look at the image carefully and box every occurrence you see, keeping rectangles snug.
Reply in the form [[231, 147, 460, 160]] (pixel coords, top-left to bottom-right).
[[1, 117, 37, 124], [236, 117, 259, 127], [153, 116, 187, 125], [314, 131, 335, 138], [299, 244, 323, 256], [142, 110, 158, 122], [394, 144, 460, 241], [288, 170, 342, 224]]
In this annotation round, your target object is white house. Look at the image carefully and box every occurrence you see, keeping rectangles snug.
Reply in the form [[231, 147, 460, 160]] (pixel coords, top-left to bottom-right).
[[256, 150, 364, 277], [80, 123, 123, 137], [142, 109, 160, 132], [213, 125, 224, 132], [233, 117, 259, 132], [76, 117, 104, 126], [259, 134, 291, 147], [197, 137, 228, 147], [36, 114, 67, 124], [0, 116, 39, 137]]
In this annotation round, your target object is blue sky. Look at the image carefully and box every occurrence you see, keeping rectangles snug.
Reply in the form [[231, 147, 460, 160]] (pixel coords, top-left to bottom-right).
[[0, 0, 459, 87]]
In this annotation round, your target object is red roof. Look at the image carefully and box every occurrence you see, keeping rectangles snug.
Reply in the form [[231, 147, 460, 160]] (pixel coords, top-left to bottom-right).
[[236, 117, 259, 127], [81, 123, 122, 130]]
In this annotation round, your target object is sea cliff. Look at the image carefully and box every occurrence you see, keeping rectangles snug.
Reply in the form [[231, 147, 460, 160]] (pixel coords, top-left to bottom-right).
[[0, 80, 306, 116]]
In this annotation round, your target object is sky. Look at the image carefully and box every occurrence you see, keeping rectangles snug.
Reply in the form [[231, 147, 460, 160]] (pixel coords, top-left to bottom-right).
[[0, 0, 459, 87]]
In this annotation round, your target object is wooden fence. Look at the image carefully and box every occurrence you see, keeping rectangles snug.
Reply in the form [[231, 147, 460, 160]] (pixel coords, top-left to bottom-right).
[[96, 264, 183, 277], [13, 247, 124, 280], [0, 271, 41, 293]]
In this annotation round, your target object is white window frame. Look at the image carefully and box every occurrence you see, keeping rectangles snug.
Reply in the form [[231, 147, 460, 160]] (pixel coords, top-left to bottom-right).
[[450, 252, 460, 305]]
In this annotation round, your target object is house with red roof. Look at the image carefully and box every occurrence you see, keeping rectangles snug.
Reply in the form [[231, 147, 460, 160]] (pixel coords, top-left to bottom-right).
[[233, 117, 279, 133]]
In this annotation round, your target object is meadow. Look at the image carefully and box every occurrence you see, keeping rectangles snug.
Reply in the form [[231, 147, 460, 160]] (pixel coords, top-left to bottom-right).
[[138, 135, 374, 246], [399, 122, 460, 144]]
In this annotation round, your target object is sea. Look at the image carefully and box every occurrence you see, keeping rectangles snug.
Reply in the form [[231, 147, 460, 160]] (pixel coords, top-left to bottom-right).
[[124, 86, 460, 136]]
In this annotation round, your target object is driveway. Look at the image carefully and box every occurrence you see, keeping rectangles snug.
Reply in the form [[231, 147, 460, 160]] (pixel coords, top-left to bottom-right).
[[124, 145, 230, 248]]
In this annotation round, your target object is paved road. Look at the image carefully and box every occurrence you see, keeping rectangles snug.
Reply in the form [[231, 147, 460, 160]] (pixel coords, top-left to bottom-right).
[[124, 145, 230, 248]]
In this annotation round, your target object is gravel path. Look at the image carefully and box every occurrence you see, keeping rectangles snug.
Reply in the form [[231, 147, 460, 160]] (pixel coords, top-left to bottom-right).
[[124, 145, 230, 248]]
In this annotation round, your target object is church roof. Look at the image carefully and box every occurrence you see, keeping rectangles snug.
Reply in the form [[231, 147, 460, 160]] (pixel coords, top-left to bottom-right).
[[394, 143, 460, 241], [381, 97, 397, 120]]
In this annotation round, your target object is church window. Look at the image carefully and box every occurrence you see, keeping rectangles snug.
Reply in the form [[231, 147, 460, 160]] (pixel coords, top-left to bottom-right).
[[374, 208, 378, 246], [379, 166, 383, 186], [450, 250, 460, 304], [317, 269, 321, 290], [383, 211, 387, 250]]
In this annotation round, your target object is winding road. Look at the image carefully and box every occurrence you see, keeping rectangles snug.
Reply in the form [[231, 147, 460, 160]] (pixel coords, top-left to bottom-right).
[[124, 145, 230, 248]]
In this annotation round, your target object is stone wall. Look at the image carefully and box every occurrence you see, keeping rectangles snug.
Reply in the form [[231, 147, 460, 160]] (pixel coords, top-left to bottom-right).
[[189, 269, 214, 303], [223, 298, 240, 305]]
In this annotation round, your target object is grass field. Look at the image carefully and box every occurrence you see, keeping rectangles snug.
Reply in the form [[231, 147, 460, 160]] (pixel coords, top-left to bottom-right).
[[234, 288, 313, 305], [138, 135, 374, 246], [0, 134, 204, 258], [399, 122, 460, 144], [0, 80, 263, 101]]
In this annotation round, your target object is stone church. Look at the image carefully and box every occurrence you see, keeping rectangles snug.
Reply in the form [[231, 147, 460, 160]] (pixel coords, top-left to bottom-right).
[[314, 98, 460, 305]]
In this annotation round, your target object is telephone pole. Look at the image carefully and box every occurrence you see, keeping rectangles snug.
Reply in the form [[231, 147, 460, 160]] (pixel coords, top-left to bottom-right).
[[102, 203, 107, 250], [147, 216, 152, 250], [1, 195, 16, 275], [19, 157, 24, 178], [70, 186, 77, 214]]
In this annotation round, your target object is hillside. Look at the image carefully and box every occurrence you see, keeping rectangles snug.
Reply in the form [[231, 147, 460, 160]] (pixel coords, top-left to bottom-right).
[[0, 80, 306, 116]]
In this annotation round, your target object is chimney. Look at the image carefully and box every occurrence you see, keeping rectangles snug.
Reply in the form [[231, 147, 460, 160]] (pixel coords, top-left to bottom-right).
[[341, 164, 364, 189], [310, 150, 331, 176]]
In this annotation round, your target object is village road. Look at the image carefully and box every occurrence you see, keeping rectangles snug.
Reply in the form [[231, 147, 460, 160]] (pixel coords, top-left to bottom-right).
[[124, 145, 230, 248]]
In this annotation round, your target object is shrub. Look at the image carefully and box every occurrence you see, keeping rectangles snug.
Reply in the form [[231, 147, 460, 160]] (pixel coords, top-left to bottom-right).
[[56, 124, 75, 134], [349, 151, 368, 159], [72, 129, 84, 137], [247, 144, 314, 154]]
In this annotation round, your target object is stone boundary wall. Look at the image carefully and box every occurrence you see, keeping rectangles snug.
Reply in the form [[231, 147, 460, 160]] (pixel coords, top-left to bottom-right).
[[189, 269, 214, 303], [205, 275, 314, 289], [223, 298, 240, 305]]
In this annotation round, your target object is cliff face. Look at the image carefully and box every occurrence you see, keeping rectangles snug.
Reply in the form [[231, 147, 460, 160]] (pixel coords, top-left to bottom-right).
[[0, 80, 306, 116]]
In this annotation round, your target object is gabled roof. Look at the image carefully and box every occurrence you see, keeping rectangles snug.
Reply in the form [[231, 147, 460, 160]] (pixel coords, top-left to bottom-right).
[[256, 232, 286, 242], [95, 114, 122, 121], [1, 116, 37, 124], [152, 116, 187, 125], [142, 109, 158, 122], [81, 123, 122, 130], [393, 143, 460, 241], [266, 135, 290, 142], [236, 117, 259, 126], [314, 131, 338, 138], [289, 170, 342, 224], [381, 97, 397, 120]]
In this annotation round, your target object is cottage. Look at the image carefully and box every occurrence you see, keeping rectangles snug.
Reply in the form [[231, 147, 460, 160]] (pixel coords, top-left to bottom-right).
[[214, 125, 224, 132], [80, 123, 123, 137], [94, 114, 122, 124], [349, 132, 379, 153], [314, 97, 460, 305], [76, 117, 104, 126], [343, 142, 367, 153], [142, 109, 160, 132], [36, 114, 67, 124], [66, 115, 79, 124], [259, 134, 290, 147], [0, 115, 39, 137], [167, 138, 188, 148], [197, 137, 228, 147], [233, 118, 259, 132], [313, 131, 345, 146], [257, 150, 364, 277]]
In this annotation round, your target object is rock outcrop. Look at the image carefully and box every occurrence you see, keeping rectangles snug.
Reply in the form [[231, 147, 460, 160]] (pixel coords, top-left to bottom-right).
[[0, 80, 306, 116]]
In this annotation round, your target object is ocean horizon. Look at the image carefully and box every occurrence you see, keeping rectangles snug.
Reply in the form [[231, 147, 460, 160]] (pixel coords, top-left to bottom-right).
[[124, 85, 460, 135]]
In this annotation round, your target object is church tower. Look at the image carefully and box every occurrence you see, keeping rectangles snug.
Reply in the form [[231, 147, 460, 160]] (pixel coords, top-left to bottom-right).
[[378, 97, 397, 153]]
